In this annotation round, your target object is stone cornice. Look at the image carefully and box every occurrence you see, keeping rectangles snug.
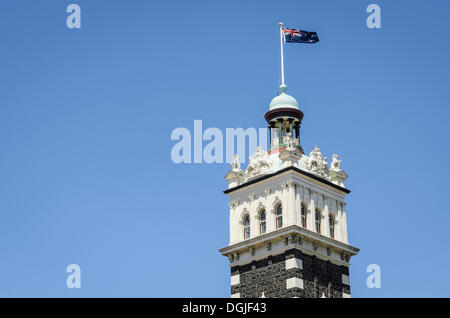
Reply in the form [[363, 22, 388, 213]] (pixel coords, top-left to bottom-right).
[[224, 166, 350, 196], [219, 224, 359, 258]]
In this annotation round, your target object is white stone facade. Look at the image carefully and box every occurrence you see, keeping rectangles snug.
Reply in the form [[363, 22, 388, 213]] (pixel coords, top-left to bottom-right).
[[221, 145, 358, 269], [227, 167, 349, 246]]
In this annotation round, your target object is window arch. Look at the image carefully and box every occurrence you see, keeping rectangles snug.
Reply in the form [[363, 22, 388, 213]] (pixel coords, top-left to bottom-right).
[[243, 214, 250, 239], [276, 204, 283, 229], [329, 214, 335, 239], [259, 209, 266, 234], [301, 204, 307, 228], [315, 209, 321, 234]]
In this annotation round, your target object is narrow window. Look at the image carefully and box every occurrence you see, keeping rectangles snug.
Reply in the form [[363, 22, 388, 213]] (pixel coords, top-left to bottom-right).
[[259, 209, 266, 234], [315, 209, 321, 234], [329, 215, 335, 239], [276, 204, 283, 229], [243, 215, 250, 239], [301, 204, 307, 228]]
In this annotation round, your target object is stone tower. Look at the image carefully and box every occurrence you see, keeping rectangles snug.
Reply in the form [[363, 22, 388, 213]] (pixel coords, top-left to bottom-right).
[[219, 84, 359, 298]]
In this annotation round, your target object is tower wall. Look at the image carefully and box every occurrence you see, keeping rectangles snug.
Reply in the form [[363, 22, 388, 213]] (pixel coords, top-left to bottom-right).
[[230, 248, 350, 298]]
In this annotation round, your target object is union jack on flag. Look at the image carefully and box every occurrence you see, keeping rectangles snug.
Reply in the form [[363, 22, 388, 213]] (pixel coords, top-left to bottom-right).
[[282, 27, 319, 44]]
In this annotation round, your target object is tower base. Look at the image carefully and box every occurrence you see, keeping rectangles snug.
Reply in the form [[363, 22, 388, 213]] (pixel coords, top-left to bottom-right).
[[230, 248, 351, 298]]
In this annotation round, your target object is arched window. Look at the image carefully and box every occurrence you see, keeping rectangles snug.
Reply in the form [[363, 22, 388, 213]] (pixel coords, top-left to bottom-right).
[[301, 204, 307, 228], [259, 209, 266, 234], [243, 215, 250, 239], [315, 209, 321, 234], [276, 204, 283, 229], [329, 215, 335, 239]]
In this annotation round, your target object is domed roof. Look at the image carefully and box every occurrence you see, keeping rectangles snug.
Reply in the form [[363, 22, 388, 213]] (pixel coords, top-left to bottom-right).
[[269, 84, 299, 110]]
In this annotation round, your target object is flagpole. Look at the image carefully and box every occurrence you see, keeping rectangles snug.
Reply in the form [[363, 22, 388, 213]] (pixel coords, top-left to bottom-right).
[[279, 22, 285, 86]]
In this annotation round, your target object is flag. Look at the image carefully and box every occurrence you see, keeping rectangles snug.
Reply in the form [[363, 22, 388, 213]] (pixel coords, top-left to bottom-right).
[[282, 27, 319, 44]]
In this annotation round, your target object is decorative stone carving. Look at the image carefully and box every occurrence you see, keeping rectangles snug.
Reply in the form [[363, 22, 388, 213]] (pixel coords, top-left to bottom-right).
[[283, 132, 297, 151], [280, 135, 301, 168], [225, 154, 245, 188], [331, 154, 341, 171], [305, 145, 330, 179], [244, 147, 273, 180], [322, 157, 330, 178], [289, 234, 297, 245], [229, 201, 239, 208], [329, 154, 348, 187], [231, 154, 241, 171]]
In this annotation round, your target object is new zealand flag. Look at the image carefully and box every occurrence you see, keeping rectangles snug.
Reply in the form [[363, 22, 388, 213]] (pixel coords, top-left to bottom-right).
[[282, 27, 319, 44]]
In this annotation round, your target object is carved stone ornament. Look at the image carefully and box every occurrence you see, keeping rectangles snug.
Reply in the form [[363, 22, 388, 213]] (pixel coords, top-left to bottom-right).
[[230, 154, 240, 171], [331, 154, 341, 171], [282, 132, 297, 151], [244, 147, 273, 180], [305, 145, 331, 179], [225, 154, 244, 187], [329, 154, 348, 187]]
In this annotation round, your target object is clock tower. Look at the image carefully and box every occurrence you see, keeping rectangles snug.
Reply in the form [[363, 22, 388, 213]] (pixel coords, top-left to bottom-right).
[[220, 84, 359, 298]]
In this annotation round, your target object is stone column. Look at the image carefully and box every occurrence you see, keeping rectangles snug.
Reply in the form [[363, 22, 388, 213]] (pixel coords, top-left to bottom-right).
[[296, 184, 303, 227], [278, 119, 283, 146], [287, 182, 296, 225], [323, 197, 330, 237], [250, 208, 259, 239], [341, 202, 349, 244], [308, 191, 316, 231], [317, 194, 324, 235], [268, 197, 276, 232], [229, 203, 237, 244], [331, 199, 340, 241], [235, 205, 243, 243]]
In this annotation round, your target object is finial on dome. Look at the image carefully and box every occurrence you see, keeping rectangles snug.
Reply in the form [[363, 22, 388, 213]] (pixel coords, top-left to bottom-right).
[[280, 83, 287, 93]]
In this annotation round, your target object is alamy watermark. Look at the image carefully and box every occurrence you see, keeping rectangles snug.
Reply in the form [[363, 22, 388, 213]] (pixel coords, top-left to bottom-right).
[[366, 4, 381, 29], [66, 4, 81, 29], [366, 264, 381, 288], [170, 120, 267, 164], [66, 264, 81, 289]]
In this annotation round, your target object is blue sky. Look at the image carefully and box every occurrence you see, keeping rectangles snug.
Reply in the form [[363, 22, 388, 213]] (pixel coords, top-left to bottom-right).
[[0, 0, 449, 297]]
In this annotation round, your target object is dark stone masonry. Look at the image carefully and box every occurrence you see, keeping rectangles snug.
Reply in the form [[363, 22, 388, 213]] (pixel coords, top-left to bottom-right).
[[230, 248, 350, 298]]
